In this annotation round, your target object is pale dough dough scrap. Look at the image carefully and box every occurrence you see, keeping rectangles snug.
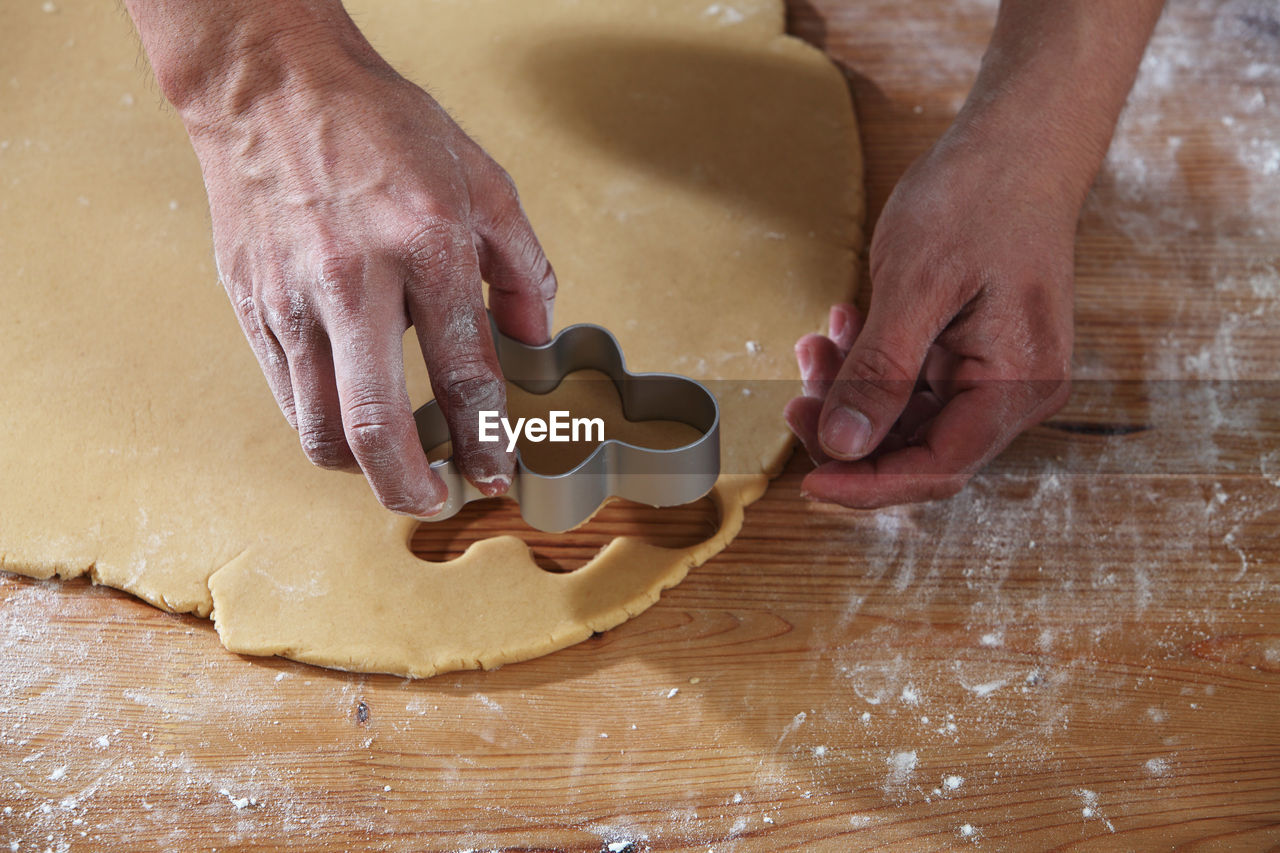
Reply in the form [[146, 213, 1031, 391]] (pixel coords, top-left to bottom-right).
[[0, 0, 862, 676]]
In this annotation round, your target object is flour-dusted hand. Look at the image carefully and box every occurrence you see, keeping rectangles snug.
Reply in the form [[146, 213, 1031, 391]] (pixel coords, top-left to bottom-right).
[[125, 0, 556, 516], [785, 0, 1165, 508], [192, 66, 556, 515]]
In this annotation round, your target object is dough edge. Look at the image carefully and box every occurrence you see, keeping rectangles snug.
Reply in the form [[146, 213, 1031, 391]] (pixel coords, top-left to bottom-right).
[[1, 5, 863, 680]]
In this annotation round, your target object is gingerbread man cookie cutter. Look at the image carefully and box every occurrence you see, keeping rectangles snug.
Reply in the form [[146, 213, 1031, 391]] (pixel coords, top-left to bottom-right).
[[413, 314, 721, 533]]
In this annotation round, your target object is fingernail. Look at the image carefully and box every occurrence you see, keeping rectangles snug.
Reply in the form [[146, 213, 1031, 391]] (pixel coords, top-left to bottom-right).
[[474, 473, 511, 497], [820, 406, 873, 460], [416, 497, 448, 519], [829, 306, 846, 341], [795, 343, 813, 380], [417, 480, 451, 517]]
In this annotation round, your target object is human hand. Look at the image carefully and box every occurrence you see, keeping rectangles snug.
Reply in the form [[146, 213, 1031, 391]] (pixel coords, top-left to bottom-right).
[[784, 133, 1075, 508], [181, 37, 555, 516]]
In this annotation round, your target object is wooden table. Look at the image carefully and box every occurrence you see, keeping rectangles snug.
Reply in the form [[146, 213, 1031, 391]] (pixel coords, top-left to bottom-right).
[[3, 1, 1278, 849]]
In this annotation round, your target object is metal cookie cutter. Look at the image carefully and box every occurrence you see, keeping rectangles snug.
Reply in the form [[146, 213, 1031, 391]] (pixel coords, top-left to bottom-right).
[[413, 314, 721, 533]]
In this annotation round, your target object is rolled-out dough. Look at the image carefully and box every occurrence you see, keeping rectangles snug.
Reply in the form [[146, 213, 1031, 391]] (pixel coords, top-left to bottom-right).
[[0, 0, 862, 676]]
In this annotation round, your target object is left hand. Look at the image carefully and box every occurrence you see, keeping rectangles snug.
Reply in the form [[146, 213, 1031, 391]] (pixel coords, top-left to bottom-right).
[[785, 130, 1076, 508]]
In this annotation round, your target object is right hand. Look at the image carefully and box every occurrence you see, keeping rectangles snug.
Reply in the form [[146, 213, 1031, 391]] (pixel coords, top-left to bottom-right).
[[182, 36, 556, 517]]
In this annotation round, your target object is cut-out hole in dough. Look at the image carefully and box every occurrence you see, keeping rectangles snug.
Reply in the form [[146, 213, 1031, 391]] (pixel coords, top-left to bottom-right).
[[411, 495, 721, 574]]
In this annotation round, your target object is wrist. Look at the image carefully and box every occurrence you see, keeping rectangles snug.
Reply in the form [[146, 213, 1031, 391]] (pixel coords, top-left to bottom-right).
[[126, 0, 385, 130], [936, 0, 1163, 216], [939, 102, 1102, 220]]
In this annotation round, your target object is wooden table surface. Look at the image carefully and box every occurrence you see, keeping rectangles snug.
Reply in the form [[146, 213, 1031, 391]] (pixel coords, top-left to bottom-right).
[[3, 1, 1278, 850]]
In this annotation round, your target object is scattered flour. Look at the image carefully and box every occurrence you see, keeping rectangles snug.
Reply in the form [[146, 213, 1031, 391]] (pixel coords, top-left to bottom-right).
[[219, 788, 260, 810], [1077, 789, 1116, 833], [885, 750, 918, 789], [963, 679, 1008, 699]]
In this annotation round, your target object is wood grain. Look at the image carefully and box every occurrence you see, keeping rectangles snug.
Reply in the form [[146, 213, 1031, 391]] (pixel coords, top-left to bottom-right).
[[2, 1, 1279, 850]]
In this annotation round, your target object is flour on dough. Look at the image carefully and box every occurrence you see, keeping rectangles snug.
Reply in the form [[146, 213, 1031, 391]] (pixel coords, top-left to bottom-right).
[[0, 0, 862, 676]]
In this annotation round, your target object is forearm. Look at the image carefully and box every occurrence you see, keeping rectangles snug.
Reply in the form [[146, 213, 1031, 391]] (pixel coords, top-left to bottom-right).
[[121, 0, 383, 126], [947, 0, 1165, 210]]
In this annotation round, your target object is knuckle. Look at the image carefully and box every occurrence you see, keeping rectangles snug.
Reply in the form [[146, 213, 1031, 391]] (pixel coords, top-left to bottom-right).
[[315, 252, 364, 287], [538, 260, 558, 300], [231, 292, 262, 330], [258, 287, 316, 344], [484, 164, 521, 202], [839, 344, 917, 410], [298, 425, 351, 469], [346, 419, 398, 460], [342, 397, 406, 458], [439, 366, 505, 417], [403, 218, 470, 257], [402, 219, 475, 285], [313, 253, 368, 313], [853, 344, 917, 385], [255, 280, 293, 319]]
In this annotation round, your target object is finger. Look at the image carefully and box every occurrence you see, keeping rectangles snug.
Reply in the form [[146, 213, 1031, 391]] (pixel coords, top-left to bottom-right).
[[795, 334, 846, 400], [282, 327, 358, 472], [802, 384, 1015, 508], [407, 224, 514, 496], [921, 343, 964, 399], [828, 303, 864, 355], [475, 175, 557, 345], [896, 388, 945, 443], [323, 264, 448, 517], [783, 395, 830, 465], [817, 288, 946, 462], [228, 287, 297, 427]]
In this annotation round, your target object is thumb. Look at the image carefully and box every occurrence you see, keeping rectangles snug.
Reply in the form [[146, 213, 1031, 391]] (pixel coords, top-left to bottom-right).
[[818, 302, 936, 461]]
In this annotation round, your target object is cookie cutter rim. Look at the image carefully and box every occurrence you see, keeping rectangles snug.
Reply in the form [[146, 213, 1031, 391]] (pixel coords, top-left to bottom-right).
[[412, 314, 721, 533]]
